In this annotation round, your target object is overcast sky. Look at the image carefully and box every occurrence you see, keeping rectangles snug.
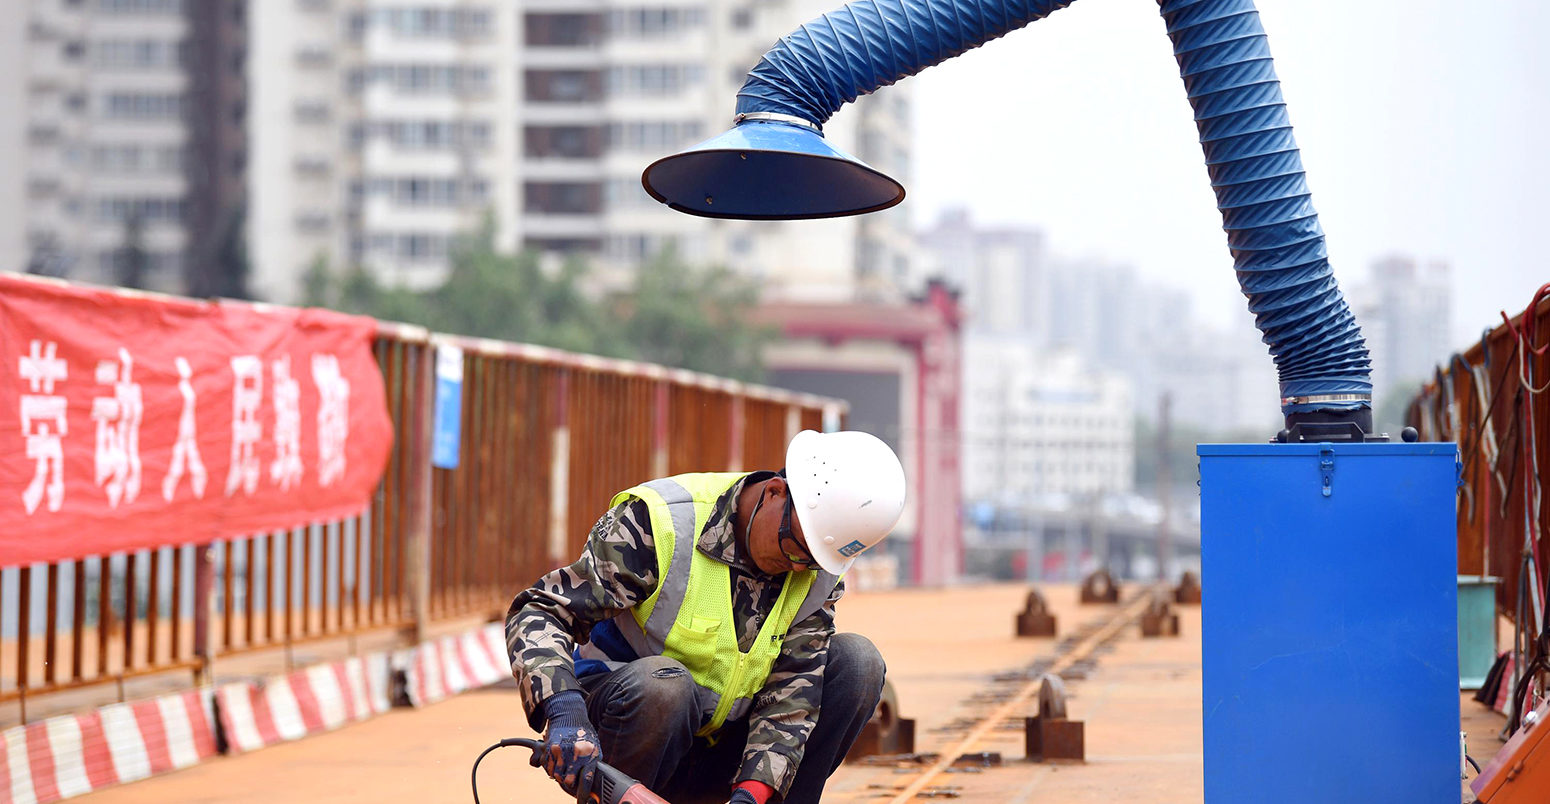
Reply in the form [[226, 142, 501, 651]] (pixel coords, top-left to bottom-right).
[[906, 0, 1549, 346]]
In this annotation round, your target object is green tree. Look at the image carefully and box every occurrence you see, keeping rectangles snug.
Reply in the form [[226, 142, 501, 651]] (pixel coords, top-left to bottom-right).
[[616, 247, 771, 382], [423, 225, 613, 353], [310, 224, 771, 380], [301, 253, 333, 307]]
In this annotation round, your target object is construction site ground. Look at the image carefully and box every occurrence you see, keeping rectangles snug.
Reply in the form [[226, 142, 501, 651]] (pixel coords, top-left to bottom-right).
[[71, 583, 1504, 803]]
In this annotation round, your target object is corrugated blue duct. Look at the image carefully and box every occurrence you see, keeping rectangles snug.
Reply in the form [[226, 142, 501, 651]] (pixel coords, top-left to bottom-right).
[[649, 0, 1372, 425]]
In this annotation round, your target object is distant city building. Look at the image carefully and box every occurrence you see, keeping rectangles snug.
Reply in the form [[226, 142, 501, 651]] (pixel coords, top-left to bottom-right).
[[522, 0, 914, 301], [921, 209, 1280, 440], [963, 341, 1134, 502], [917, 208, 1047, 338], [249, 2, 521, 300], [1348, 255, 1453, 411], [245, 1, 914, 304], [0, 0, 246, 294], [760, 283, 963, 585]]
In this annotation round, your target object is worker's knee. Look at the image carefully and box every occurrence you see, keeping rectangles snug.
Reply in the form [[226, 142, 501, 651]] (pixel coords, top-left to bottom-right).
[[827, 633, 886, 700], [596, 656, 699, 727]]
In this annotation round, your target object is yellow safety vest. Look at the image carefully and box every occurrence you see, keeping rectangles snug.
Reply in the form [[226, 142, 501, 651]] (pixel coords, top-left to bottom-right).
[[610, 473, 834, 736]]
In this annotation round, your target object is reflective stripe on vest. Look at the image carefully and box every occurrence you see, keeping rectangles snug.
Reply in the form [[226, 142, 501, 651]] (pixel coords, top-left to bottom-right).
[[601, 473, 838, 735]]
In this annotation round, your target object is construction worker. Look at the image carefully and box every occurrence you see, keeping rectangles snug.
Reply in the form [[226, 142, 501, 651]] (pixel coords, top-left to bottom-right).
[[506, 430, 907, 804]]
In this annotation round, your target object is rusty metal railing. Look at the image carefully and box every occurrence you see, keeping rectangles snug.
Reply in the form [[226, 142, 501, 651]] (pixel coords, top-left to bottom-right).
[[2, 321, 843, 720]]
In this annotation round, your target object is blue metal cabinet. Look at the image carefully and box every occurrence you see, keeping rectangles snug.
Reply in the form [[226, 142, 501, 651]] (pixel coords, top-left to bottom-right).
[[1198, 443, 1459, 804]]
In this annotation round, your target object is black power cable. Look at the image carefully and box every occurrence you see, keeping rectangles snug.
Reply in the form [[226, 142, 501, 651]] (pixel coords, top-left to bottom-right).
[[471, 738, 541, 804]]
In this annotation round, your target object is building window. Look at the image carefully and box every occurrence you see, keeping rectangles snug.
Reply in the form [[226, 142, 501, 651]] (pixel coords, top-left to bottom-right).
[[294, 157, 332, 178], [295, 212, 331, 232], [525, 70, 600, 103], [525, 13, 602, 47], [294, 101, 332, 124], [606, 6, 706, 39], [354, 119, 493, 151], [604, 64, 705, 97], [524, 182, 601, 215], [28, 125, 62, 145], [91, 146, 184, 174], [295, 47, 333, 69], [97, 0, 184, 12], [604, 120, 702, 152], [605, 233, 681, 262], [94, 197, 187, 224], [524, 125, 601, 159], [353, 7, 494, 40], [364, 233, 453, 261], [603, 179, 653, 211], [362, 176, 488, 208], [351, 64, 492, 97], [104, 92, 185, 120], [525, 237, 603, 254], [94, 39, 184, 69]]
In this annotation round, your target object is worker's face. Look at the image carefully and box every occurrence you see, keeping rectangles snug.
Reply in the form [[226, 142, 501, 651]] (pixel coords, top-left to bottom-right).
[[748, 478, 820, 575]]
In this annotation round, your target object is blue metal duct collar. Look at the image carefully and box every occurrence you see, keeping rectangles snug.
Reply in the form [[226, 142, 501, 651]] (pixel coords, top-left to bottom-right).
[[640, 120, 904, 220]]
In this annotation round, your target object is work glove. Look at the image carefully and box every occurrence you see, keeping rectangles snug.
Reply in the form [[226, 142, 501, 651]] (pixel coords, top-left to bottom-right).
[[728, 790, 760, 804], [536, 691, 600, 794]]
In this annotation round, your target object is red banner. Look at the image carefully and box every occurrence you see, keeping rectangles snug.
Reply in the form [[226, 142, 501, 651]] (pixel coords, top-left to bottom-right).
[[0, 274, 393, 566]]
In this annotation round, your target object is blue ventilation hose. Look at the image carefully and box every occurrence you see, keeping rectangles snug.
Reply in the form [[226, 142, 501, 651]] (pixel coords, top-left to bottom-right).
[[736, 0, 1371, 421]]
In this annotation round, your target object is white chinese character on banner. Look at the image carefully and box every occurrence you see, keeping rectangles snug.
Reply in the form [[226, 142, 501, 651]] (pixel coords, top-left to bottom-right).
[[163, 356, 207, 501], [18, 340, 68, 514], [225, 355, 263, 496], [311, 353, 350, 487], [270, 355, 303, 489], [91, 348, 144, 508]]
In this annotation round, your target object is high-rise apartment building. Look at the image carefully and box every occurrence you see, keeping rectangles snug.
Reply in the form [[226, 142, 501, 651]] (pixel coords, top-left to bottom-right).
[[1348, 255, 1452, 413], [522, 0, 914, 301], [1, 0, 245, 294], [249, 2, 520, 301], [249, 1, 913, 305]]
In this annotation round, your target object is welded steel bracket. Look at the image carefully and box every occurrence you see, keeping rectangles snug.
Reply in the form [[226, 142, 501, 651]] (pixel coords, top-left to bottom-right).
[[1080, 569, 1119, 604], [845, 678, 917, 762], [1016, 588, 1058, 637], [1174, 571, 1202, 606], [1025, 675, 1085, 762], [1141, 595, 1181, 638]]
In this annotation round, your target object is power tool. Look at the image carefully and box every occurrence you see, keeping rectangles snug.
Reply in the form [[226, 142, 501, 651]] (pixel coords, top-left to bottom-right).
[[471, 737, 672, 804]]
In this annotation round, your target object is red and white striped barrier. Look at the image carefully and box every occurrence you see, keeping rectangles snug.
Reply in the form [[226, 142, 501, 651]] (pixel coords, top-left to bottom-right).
[[216, 652, 391, 754], [1, 688, 217, 804], [398, 623, 509, 707]]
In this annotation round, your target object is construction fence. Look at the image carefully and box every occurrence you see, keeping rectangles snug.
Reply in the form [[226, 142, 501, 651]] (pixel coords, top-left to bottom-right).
[[0, 281, 842, 719]]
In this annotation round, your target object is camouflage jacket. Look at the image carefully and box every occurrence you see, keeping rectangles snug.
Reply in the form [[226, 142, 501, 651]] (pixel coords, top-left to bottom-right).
[[505, 471, 844, 796]]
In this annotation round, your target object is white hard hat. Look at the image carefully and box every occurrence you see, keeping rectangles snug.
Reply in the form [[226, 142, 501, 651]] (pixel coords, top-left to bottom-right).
[[785, 430, 907, 575]]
